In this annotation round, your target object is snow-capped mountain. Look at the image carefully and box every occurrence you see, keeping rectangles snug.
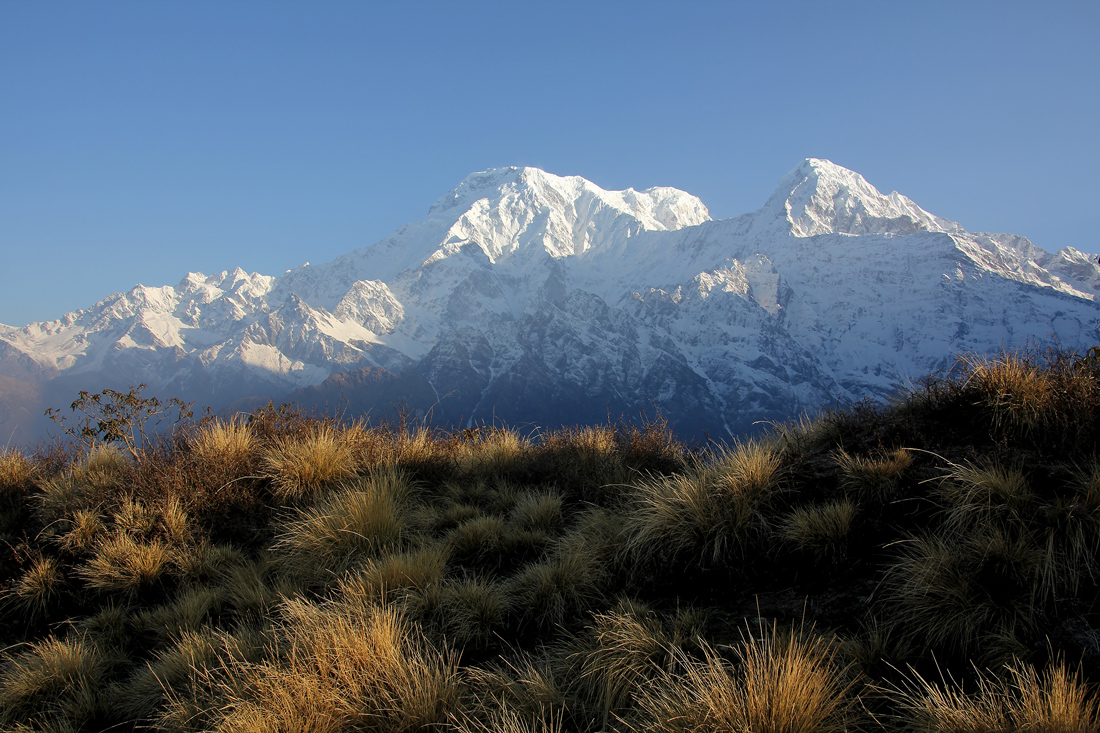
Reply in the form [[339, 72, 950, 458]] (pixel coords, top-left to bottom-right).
[[2, 160, 1098, 444]]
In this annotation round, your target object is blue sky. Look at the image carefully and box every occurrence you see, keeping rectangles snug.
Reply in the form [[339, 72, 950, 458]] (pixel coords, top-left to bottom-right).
[[2, 1, 1097, 327]]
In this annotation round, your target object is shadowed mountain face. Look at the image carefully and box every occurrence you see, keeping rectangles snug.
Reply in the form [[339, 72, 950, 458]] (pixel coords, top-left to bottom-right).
[[2, 160, 1098, 445]]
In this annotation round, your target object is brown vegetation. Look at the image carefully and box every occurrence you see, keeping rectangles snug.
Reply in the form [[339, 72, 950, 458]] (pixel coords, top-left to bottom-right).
[[1, 348, 1098, 731]]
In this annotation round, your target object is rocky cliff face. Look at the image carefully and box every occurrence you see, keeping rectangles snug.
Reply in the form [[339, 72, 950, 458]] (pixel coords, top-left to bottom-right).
[[3, 160, 1098, 444]]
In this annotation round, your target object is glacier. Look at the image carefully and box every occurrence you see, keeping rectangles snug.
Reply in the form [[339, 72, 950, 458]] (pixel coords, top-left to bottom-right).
[[1, 159, 1097, 444]]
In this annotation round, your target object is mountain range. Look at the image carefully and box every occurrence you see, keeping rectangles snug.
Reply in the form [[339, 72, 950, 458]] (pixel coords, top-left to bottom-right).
[[2, 159, 1098, 445]]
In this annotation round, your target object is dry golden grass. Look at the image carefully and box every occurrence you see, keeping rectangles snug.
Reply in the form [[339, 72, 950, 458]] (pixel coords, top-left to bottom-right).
[[780, 499, 857, 557], [12, 555, 64, 615], [196, 600, 460, 733], [83, 443, 129, 475], [337, 543, 450, 609], [191, 418, 256, 465], [836, 448, 913, 499], [631, 624, 857, 733], [113, 496, 158, 537], [961, 351, 1053, 439], [78, 532, 172, 596], [456, 427, 531, 479], [0, 448, 33, 491], [262, 425, 358, 499], [625, 440, 781, 564], [59, 508, 103, 554], [459, 654, 567, 726], [568, 600, 673, 727], [886, 659, 1099, 732], [274, 468, 415, 579], [0, 635, 112, 727], [451, 702, 565, 733]]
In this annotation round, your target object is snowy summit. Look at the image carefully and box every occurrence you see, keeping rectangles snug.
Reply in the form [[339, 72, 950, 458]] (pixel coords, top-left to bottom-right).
[[1, 159, 1097, 444]]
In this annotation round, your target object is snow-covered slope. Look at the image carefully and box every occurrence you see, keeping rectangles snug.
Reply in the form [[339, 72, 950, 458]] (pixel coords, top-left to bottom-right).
[[2, 159, 1097, 443]]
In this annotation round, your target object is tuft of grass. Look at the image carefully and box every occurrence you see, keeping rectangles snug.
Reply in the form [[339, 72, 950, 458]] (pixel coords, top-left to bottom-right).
[[83, 444, 129, 475], [441, 575, 513, 645], [137, 586, 223, 641], [37, 474, 102, 524], [780, 499, 857, 558], [0, 449, 34, 491], [274, 468, 414, 579], [72, 602, 132, 650], [509, 490, 564, 533], [202, 600, 461, 732], [881, 529, 1039, 655], [0, 635, 113, 728], [450, 704, 564, 733], [78, 532, 172, 596], [191, 418, 256, 465], [886, 658, 1099, 732], [12, 555, 64, 616], [262, 424, 358, 500], [338, 543, 450, 609], [112, 496, 158, 538], [510, 509, 617, 628], [118, 627, 220, 721], [567, 600, 673, 727], [160, 495, 191, 545], [59, 509, 103, 554], [836, 448, 913, 500], [459, 654, 566, 726], [937, 460, 1033, 531], [456, 427, 531, 479], [960, 351, 1053, 440], [625, 440, 781, 565], [447, 514, 509, 564], [631, 624, 858, 733]]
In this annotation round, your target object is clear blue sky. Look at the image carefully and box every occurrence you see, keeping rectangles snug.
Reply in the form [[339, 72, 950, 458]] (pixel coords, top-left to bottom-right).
[[2, 1, 1097, 327]]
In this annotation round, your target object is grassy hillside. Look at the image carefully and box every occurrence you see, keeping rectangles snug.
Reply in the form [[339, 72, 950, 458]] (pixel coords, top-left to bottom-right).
[[1, 349, 1099, 732]]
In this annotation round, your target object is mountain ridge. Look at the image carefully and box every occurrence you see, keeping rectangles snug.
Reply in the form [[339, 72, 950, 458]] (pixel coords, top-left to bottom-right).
[[2, 159, 1097, 445]]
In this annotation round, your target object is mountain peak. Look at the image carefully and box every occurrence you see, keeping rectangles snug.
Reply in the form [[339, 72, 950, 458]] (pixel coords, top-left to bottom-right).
[[767, 158, 955, 237]]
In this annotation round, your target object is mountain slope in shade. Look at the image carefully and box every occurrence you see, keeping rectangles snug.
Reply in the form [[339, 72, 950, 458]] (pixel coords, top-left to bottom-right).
[[2, 159, 1098, 445]]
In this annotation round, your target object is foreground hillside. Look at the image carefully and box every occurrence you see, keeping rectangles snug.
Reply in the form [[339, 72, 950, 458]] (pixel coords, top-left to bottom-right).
[[1, 349, 1099, 732]]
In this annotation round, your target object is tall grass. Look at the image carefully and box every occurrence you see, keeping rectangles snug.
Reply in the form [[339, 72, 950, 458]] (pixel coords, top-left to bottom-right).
[[195, 600, 461, 733], [263, 424, 358, 499], [886, 659, 1099, 732], [631, 624, 858, 733], [624, 440, 781, 564], [3, 349, 1098, 732]]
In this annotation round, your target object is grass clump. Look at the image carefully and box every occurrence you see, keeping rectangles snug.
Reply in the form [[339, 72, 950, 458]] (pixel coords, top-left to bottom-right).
[[0, 449, 34, 491], [837, 447, 913, 499], [78, 532, 172, 596], [3, 348, 1099, 732], [886, 659, 1099, 732], [780, 499, 857, 558], [263, 424, 358, 499], [631, 624, 858, 733], [200, 600, 461, 733], [0, 635, 113, 728], [624, 440, 781, 565], [191, 417, 256, 465], [274, 467, 415, 579], [11, 555, 64, 616]]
